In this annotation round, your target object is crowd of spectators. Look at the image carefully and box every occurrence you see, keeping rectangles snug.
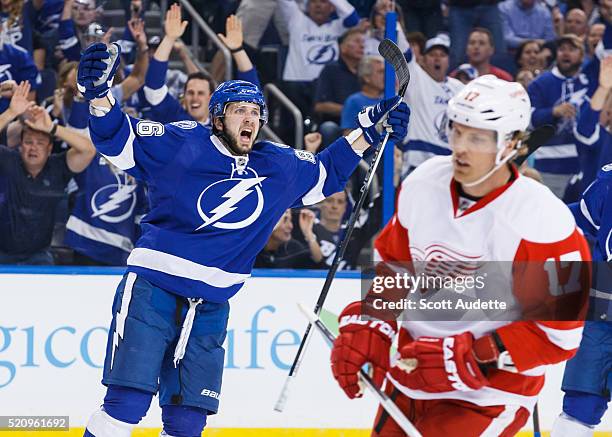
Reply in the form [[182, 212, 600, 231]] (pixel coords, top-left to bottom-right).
[[0, 0, 610, 269]]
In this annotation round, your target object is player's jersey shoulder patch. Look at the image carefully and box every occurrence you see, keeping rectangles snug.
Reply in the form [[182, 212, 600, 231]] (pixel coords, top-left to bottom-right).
[[170, 120, 198, 130], [597, 163, 612, 181], [294, 149, 316, 164]]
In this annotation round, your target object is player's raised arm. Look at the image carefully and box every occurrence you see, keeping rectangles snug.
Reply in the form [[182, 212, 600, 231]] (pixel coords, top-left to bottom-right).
[[78, 42, 196, 181], [289, 96, 409, 207]]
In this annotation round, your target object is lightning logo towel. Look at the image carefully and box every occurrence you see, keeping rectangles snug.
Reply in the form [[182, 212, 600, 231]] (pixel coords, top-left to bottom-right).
[[88, 103, 361, 302], [65, 157, 148, 265]]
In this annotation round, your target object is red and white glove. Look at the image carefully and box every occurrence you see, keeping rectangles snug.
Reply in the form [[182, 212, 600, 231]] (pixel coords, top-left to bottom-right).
[[390, 332, 503, 393], [330, 301, 398, 399]]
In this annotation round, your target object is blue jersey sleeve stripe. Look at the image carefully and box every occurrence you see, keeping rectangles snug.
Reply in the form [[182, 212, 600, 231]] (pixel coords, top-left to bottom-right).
[[574, 121, 600, 146], [580, 198, 600, 231], [143, 85, 169, 106], [301, 162, 327, 205], [100, 115, 137, 171]]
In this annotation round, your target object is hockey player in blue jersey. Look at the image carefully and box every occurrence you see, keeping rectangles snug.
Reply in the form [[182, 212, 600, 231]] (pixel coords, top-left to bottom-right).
[[551, 163, 612, 436], [77, 40, 410, 436]]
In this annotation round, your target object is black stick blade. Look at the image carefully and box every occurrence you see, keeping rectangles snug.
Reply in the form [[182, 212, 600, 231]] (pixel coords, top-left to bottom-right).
[[378, 39, 410, 96], [514, 124, 555, 166]]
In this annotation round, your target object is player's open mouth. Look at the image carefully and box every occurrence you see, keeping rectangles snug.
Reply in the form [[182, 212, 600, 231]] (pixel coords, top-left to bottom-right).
[[240, 128, 253, 142], [455, 158, 469, 167], [190, 103, 201, 109]]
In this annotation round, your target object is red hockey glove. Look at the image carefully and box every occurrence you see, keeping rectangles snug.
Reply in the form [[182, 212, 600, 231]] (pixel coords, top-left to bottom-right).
[[330, 301, 398, 399], [390, 332, 503, 393]]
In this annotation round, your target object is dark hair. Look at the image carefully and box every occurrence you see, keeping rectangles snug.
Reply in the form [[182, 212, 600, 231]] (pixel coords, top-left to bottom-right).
[[20, 124, 52, 144], [368, 1, 406, 31], [338, 28, 365, 46], [184, 71, 216, 95], [469, 27, 495, 48], [514, 39, 542, 66], [405, 31, 426, 54]]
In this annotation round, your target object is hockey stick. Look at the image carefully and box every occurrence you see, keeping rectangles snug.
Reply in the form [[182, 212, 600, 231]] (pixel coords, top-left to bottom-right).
[[296, 303, 423, 437], [532, 403, 541, 437], [513, 124, 555, 166], [274, 39, 410, 412]]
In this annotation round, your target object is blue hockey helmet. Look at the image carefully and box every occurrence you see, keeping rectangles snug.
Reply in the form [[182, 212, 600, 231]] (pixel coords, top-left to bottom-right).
[[209, 80, 268, 125]]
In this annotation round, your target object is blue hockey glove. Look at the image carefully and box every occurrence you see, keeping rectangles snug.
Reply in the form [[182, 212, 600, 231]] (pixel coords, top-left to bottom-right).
[[356, 96, 409, 147], [77, 42, 121, 100], [386, 101, 410, 143]]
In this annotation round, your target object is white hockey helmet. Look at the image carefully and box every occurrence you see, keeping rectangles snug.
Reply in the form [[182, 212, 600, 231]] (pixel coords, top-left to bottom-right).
[[447, 75, 531, 154]]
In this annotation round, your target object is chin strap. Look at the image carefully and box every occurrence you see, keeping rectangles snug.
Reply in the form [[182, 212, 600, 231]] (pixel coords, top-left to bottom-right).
[[462, 150, 518, 187], [462, 139, 524, 188]]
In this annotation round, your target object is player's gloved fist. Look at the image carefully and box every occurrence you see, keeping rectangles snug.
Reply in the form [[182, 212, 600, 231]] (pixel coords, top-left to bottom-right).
[[390, 332, 499, 393], [385, 101, 410, 143], [330, 301, 397, 399], [77, 42, 121, 100], [356, 96, 410, 147]]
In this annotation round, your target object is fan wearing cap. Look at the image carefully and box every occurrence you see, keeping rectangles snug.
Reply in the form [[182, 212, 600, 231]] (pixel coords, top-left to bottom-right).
[[329, 74, 590, 437], [399, 33, 464, 175]]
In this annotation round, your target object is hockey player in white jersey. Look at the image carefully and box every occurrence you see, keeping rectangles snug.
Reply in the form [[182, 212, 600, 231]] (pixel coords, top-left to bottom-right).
[[76, 41, 410, 437], [330, 75, 591, 436]]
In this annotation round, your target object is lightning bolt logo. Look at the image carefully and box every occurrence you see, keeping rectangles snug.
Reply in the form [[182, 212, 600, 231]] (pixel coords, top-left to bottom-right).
[[307, 44, 336, 65], [91, 184, 138, 223], [196, 176, 266, 230], [312, 46, 329, 63]]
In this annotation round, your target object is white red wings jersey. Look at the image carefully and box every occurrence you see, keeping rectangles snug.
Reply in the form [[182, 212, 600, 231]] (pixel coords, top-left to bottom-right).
[[375, 156, 590, 409]]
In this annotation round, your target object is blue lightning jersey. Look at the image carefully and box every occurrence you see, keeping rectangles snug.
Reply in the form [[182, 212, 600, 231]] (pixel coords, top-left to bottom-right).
[[528, 67, 589, 175], [570, 164, 612, 262], [562, 165, 612, 402], [64, 156, 147, 265], [569, 163, 612, 321], [0, 43, 41, 113], [88, 102, 361, 302]]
